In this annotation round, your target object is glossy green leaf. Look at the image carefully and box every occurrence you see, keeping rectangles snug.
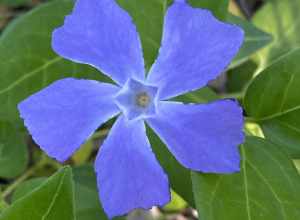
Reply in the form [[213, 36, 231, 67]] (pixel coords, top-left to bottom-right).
[[244, 48, 300, 157], [73, 165, 108, 220], [0, 0, 108, 121], [192, 136, 300, 220], [228, 14, 272, 68], [173, 87, 218, 103], [0, 121, 28, 178], [11, 178, 47, 202], [253, 0, 300, 67], [0, 202, 7, 214], [73, 165, 125, 220], [0, 166, 75, 220], [9, 166, 112, 220], [227, 60, 258, 93], [188, 0, 229, 20]]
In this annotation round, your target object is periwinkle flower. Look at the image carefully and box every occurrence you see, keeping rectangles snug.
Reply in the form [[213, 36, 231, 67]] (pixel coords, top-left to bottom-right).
[[18, 0, 245, 218]]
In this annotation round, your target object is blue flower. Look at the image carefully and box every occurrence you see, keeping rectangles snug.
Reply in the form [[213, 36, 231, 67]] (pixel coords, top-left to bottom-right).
[[18, 0, 244, 218]]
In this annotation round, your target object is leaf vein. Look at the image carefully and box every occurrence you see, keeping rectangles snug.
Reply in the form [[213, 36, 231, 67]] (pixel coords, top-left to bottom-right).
[[246, 160, 287, 220], [41, 170, 67, 220], [0, 56, 62, 95], [241, 146, 252, 220]]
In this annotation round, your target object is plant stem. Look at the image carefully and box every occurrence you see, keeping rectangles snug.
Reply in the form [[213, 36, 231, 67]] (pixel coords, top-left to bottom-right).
[[2, 168, 35, 199]]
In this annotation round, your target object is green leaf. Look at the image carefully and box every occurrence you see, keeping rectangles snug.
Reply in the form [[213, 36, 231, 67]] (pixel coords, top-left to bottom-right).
[[0, 166, 75, 220], [0, 202, 7, 213], [253, 0, 300, 67], [0, 0, 108, 121], [11, 178, 47, 202], [9, 165, 112, 220], [228, 14, 273, 68], [73, 165, 125, 220], [73, 165, 108, 220], [188, 0, 229, 20], [192, 136, 300, 220], [244, 48, 300, 157], [173, 87, 218, 103], [0, 121, 28, 178], [226, 60, 258, 93]]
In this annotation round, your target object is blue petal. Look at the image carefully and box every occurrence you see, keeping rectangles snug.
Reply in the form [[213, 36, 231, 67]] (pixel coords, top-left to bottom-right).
[[52, 0, 145, 85], [147, 1, 244, 99], [18, 78, 120, 162], [95, 116, 170, 218], [147, 100, 244, 173]]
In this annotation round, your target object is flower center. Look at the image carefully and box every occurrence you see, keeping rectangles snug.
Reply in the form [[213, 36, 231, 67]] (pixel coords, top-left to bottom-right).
[[136, 92, 150, 108], [114, 78, 158, 120]]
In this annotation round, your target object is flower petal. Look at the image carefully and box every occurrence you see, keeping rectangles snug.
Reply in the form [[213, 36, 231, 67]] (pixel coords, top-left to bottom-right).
[[147, 1, 244, 99], [18, 78, 120, 162], [147, 100, 244, 173], [52, 0, 145, 85], [95, 116, 170, 218]]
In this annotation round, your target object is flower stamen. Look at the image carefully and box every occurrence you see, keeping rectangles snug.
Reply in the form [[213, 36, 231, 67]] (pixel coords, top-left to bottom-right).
[[136, 92, 150, 108]]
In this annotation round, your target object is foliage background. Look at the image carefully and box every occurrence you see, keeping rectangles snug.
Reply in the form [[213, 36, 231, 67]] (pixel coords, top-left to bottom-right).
[[1, 0, 300, 220]]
